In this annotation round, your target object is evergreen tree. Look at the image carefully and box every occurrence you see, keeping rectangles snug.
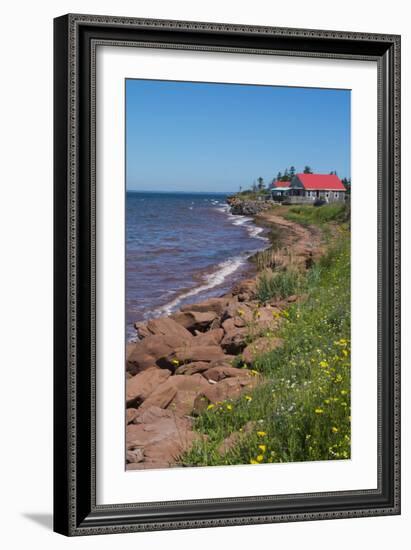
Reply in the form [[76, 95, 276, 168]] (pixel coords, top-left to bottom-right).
[[257, 177, 265, 190], [303, 165, 313, 174], [289, 166, 296, 178]]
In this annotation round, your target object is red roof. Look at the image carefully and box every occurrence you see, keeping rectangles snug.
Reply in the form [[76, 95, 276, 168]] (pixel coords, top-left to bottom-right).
[[272, 180, 291, 188], [296, 173, 346, 191]]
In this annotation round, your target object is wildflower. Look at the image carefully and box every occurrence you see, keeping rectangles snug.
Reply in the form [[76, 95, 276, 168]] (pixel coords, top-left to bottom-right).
[[244, 395, 252, 402], [258, 444, 267, 453], [250, 459, 259, 465], [324, 399, 330, 404], [341, 390, 348, 395], [319, 360, 328, 368], [331, 426, 339, 433], [171, 359, 179, 366], [207, 404, 215, 410], [256, 455, 264, 463], [226, 404, 233, 411], [342, 349, 348, 357], [335, 374, 343, 383], [257, 431, 267, 437], [237, 309, 245, 316], [250, 369, 259, 376], [315, 408, 324, 414]]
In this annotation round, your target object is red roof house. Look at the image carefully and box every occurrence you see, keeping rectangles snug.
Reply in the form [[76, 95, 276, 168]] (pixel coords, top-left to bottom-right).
[[295, 173, 346, 191], [271, 173, 347, 203]]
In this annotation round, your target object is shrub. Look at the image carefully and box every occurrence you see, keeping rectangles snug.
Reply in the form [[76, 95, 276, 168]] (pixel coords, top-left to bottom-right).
[[256, 269, 302, 303]]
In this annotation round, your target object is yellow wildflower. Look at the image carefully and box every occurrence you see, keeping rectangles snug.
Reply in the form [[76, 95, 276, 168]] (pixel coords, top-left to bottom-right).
[[331, 426, 339, 433], [171, 359, 179, 366], [257, 431, 267, 437], [319, 360, 328, 368], [315, 408, 324, 414], [258, 444, 266, 452], [250, 459, 259, 465], [207, 404, 214, 410], [226, 404, 233, 411], [341, 390, 348, 395], [244, 395, 252, 402], [256, 455, 264, 462]]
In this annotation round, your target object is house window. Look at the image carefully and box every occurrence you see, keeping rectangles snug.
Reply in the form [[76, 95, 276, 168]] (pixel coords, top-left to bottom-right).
[[334, 192, 338, 198]]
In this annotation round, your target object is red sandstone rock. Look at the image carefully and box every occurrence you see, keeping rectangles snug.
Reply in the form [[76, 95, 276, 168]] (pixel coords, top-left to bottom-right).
[[126, 331, 192, 374], [242, 336, 283, 365], [139, 374, 210, 414], [126, 406, 200, 468], [202, 365, 251, 382], [126, 408, 139, 424], [180, 297, 230, 316], [192, 328, 224, 346], [171, 310, 219, 332], [231, 279, 256, 299], [174, 361, 210, 376], [167, 345, 232, 365], [126, 445, 145, 464], [146, 317, 193, 342], [126, 367, 171, 407], [200, 376, 254, 403], [138, 384, 177, 410], [221, 326, 248, 354], [223, 301, 253, 323], [133, 321, 151, 339]]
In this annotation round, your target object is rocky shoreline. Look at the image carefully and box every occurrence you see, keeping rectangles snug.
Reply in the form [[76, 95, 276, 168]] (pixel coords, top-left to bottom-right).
[[125, 201, 322, 470]]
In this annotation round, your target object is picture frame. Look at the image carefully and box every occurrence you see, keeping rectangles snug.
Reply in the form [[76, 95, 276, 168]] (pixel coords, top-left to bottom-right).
[[53, 13, 401, 536]]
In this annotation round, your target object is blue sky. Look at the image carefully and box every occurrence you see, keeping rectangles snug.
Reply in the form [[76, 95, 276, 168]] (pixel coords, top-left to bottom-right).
[[126, 79, 350, 193]]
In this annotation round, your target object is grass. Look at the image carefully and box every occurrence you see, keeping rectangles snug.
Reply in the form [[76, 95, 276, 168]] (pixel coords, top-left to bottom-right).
[[256, 269, 303, 302], [180, 224, 351, 467], [285, 203, 347, 225]]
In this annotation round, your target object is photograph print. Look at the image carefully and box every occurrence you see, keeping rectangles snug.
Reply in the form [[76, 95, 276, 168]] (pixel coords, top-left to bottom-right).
[[125, 79, 351, 471]]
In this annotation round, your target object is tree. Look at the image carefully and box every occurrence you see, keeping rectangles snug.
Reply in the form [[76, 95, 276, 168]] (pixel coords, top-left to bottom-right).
[[342, 177, 351, 194], [303, 165, 313, 174], [329, 170, 338, 175], [277, 171, 282, 181], [289, 166, 296, 178], [283, 168, 289, 181], [257, 177, 265, 190]]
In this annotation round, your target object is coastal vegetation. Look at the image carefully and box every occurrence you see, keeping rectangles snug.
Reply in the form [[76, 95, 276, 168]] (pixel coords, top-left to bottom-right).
[[181, 204, 350, 466]]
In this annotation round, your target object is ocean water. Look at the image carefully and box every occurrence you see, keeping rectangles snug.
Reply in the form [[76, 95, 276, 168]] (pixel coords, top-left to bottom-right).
[[126, 191, 269, 340]]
